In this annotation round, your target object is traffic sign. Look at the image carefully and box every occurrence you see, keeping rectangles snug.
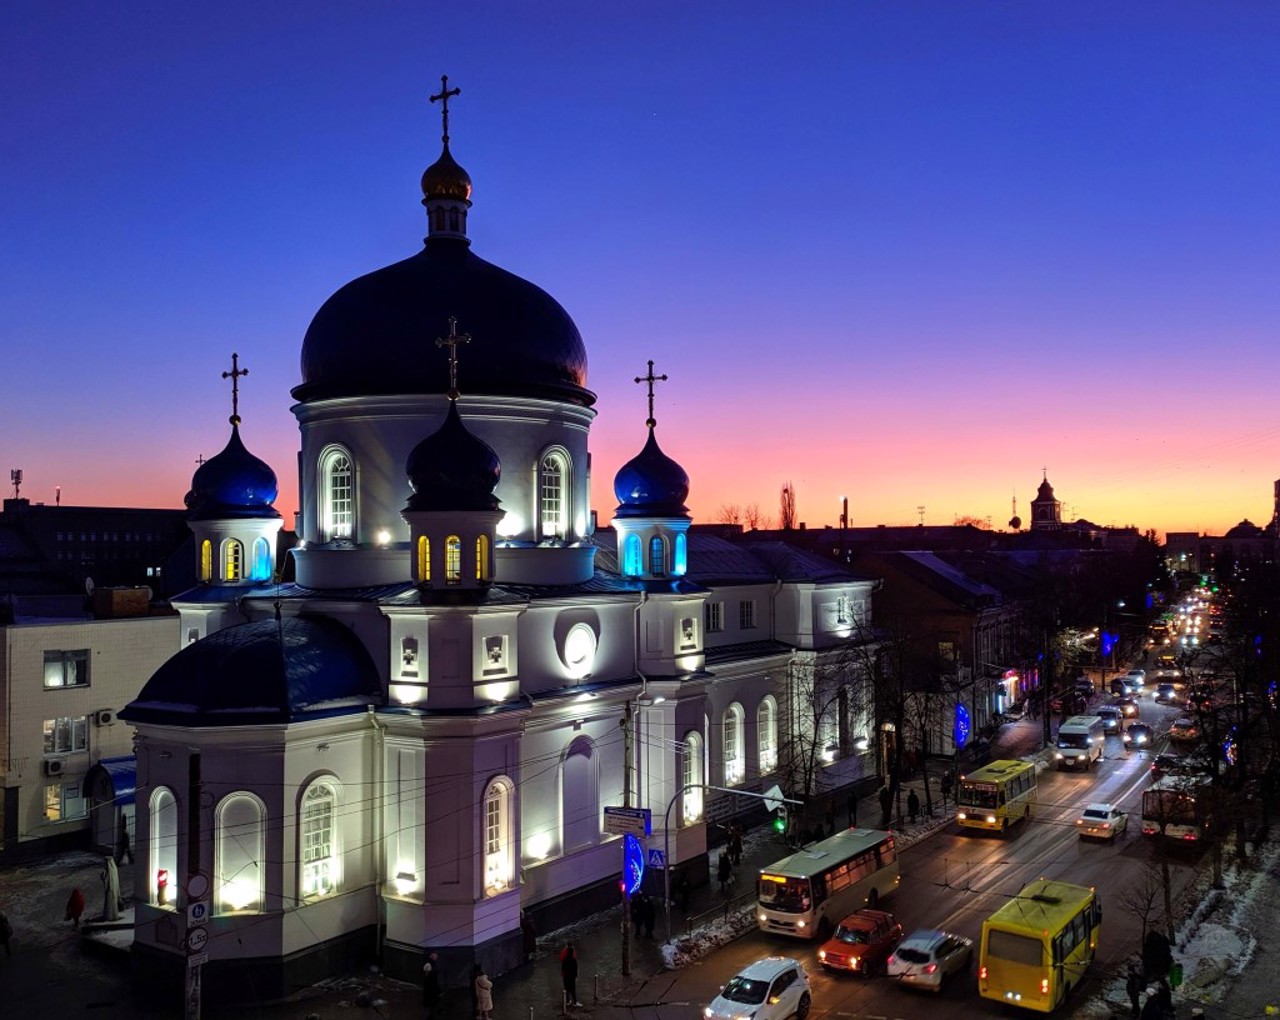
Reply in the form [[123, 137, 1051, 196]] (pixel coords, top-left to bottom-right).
[[647, 848, 666, 869], [186, 873, 209, 900], [604, 805, 652, 837], [187, 927, 208, 954], [762, 784, 784, 813], [186, 952, 209, 969], [187, 901, 209, 927]]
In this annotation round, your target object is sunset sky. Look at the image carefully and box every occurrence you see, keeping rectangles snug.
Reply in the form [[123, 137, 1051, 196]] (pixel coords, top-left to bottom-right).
[[5, 3, 1279, 540]]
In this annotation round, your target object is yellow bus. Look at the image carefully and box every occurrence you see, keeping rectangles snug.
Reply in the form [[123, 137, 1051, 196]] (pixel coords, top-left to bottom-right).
[[978, 879, 1101, 1012], [956, 759, 1037, 834], [756, 828, 900, 939]]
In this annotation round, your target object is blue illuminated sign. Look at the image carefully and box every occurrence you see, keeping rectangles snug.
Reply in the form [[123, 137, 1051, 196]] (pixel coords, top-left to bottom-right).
[[954, 704, 971, 750], [622, 834, 645, 896]]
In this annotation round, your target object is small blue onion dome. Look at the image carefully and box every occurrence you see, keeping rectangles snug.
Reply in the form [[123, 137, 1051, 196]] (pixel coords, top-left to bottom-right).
[[186, 423, 281, 521], [613, 429, 689, 519], [405, 401, 501, 511]]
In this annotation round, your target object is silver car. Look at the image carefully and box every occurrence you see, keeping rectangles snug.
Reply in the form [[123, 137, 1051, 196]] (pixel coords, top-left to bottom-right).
[[887, 929, 973, 992], [704, 957, 812, 1020]]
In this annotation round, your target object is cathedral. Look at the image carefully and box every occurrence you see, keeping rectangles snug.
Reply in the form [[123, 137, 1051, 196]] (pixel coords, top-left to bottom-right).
[[120, 81, 875, 997]]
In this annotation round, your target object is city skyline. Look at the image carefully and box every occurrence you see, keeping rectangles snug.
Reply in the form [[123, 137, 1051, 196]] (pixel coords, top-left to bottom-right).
[[5, 3, 1279, 539]]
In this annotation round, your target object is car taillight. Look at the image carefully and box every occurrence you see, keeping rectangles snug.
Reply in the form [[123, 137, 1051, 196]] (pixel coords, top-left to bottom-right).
[[1040, 978, 1049, 994], [925, 963, 937, 974], [887, 955, 896, 966]]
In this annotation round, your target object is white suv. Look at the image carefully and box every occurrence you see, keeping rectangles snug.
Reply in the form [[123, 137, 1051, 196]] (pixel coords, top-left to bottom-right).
[[704, 957, 812, 1020]]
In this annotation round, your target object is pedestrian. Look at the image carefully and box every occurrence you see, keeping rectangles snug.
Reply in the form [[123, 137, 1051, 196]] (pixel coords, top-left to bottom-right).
[[422, 952, 441, 1014], [0, 908, 11, 958], [632, 892, 646, 937], [940, 770, 953, 807], [1140, 986, 1164, 1020], [1155, 976, 1173, 1019], [907, 788, 920, 824], [474, 964, 493, 1020], [729, 824, 743, 865], [878, 785, 892, 827], [1126, 963, 1143, 1017], [717, 851, 732, 893], [115, 815, 134, 865], [64, 887, 85, 929], [520, 910, 537, 962], [846, 789, 858, 827], [674, 871, 691, 913], [642, 891, 656, 939], [560, 943, 581, 1007]]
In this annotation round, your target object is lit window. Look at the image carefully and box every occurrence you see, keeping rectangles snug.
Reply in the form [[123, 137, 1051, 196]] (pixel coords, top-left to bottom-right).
[[723, 704, 745, 785], [705, 601, 723, 632], [649, 536, 666, 576], [476, 534, 490, 581], [758, 697, 778, 773], [539, 451, 568, 539], [320, 447, 355, 542], [252, 537, 271, 580], [483, 778, 513, 894], [300, 782, 338, 899], [43, 716, 88, 754], [43, 650, 89, 689], [200, 539, 212, 581], [445, 536, 461, 584], [150, 787, 178, 906], [739, 600, 756, 630], [682, 732, 704, 823], [44, 782, 86, 822], [216, 793, 265, 913], [417, 536, 430, 583], [223, 539, 244, 581], [673, 533, 687, 576], [623, 534, 642, 576]]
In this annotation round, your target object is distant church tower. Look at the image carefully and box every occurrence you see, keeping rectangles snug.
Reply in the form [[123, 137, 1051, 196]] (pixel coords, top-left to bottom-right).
[[1029, 470, 1062, 531]]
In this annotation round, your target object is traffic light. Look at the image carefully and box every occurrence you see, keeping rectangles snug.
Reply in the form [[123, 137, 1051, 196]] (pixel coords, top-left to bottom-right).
[[773, 805, 787, 833]]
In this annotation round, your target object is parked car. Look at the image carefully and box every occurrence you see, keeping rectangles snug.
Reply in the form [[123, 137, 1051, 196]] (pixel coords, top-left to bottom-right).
[[887, 929, 973, 993], [1096, 706, 1123, 734], [1186, 690, 1214, 713], [1124, 722, 1155, 748], [1151, 753, 1194, 779], [818, 909, 904, 976], [1169, 717, 1201, 743], [1113, 697, 1141, 719], [705, 957, 812, 1020], [1155, 682, 1178, 704], [1076, 802, 1128, 841], [1073, 678, 1096, 697]]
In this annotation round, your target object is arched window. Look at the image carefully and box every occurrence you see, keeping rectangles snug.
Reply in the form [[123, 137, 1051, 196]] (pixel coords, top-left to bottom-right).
[[300, 780, 339, 900], [199, 540, 212, 582], [482, 776, 514, 894], [149, 787, 178, 906], [445, 535, 461, 584], [433, 208, 445, 231], [319, 447, 354, 542], [723, 704, 745, 785], [448, 207, 460, 232], [476, 534, 490, 581], [252, 537, 271, 580], [649, 535, 666, 576], [417, 536, 430, 583], [758, 696, 778, 774], [682, 732, 704, 824], [223, 539, 244, 581], [215, 792, 265, 914], [561, 736, 599, 851], [623, 534, 642, 577], [673, 533, 688, 576], [539, 451, 569, 540]]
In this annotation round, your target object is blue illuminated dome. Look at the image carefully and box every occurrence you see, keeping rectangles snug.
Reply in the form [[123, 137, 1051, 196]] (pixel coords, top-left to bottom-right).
[[405, 402, 501, 512], [613, 430, 689, 519], [185, 423, 281, 521]]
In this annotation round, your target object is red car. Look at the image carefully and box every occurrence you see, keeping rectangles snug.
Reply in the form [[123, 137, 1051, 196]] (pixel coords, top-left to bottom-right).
[[817, 909, 904, 976]]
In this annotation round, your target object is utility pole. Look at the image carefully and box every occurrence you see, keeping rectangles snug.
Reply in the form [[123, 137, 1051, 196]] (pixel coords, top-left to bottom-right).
[[620, 703, 633, 977]]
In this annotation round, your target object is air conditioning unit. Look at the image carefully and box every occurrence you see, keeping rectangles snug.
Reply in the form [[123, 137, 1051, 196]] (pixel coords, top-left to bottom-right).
[[95, 709, 116, 727], [44, 758, 66, 777]]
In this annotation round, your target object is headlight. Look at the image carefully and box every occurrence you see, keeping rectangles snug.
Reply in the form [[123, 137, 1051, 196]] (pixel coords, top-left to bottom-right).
[[704, 1010, 714, 1019], [797, 920, 806, 929], [957, 811, 967, 820], [1054, 752, 1063, 759]]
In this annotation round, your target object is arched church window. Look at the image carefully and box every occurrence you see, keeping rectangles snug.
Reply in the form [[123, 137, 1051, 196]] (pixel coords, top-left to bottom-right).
[[561, 736, 599, 851], [723, 703, 745, 786], [223, 539, 244, 581], [482, 776, 514, 894], [758, 696, 778, 774], [673, 533, 687, 576], [538, 450, 569, 540], [149, 787, 178, 906], [417, 536, 430, 583], [623, 534, 642, 577], [215, 792, 265, 914], [299, 780, 340, 900], [252, 537, 271, 581], [433, 208, 446, 232], [682, 732, 704, 824], [199, 540, 212, 582], [448, 207, 460, 232], [445, 536, 461, 584], [476, 534, 490, 581], [649, 535, 666, 577], [319, 447, 354, 543]]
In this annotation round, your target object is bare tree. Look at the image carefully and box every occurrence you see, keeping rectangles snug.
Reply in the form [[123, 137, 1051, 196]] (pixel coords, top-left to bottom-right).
[[743, 503, 771, 531], [777, 652, 850, 808], [952, 515, 992, 529], [716, 504, 743, 525], [1115, 860, 1167, 957], [779, 482, 797, 531]]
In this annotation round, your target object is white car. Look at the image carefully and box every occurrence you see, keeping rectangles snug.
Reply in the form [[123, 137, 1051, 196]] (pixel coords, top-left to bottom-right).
[[704, 957, 812, 1020], [887, 929, 973, 992], [1076, 802, 1128, 842]]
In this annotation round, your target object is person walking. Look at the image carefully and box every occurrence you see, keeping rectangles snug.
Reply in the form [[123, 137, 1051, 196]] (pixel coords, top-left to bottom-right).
[[560, 943, 581, 1007], [940, 770, 953, 808], [878, 784, 892, 827], [1140, 986, 1164, 1020], [632, 892, 646, 938], [64, 887, 85, 929], [520, 910, 537, 962], [469, 963, 482, 1020], [474, 965, 493, 1020], [846, 789, 858, 827], [907, 788, 920, 824], [728, 824, 743, 865], [0, 908, 12, 958], [717, 851, 732, 893], [421, 952, 441, 1015], [115, 815, 134, 865], [641, 892, 656, 940], [1155, 976, 1173, 1019], [1126, 962, 1143, 1017]]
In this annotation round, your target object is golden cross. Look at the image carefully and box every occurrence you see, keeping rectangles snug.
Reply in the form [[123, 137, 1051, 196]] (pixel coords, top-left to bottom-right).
[[634, 359, 669, 429], [435, 316, 471, 399], [222, 352, 248, 424], [430, 74, 461, 145]]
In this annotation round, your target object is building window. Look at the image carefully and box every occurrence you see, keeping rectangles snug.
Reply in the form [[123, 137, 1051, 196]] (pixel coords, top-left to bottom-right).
[[319, 447, 355, 542], [623, 534, 642, 576], [539, 451, 569, 539], [723, 704, 745, 785], [216, 792, 265, 914], [673, 533, 687, 576], [43, 716, 88, 755], [836, 595, 850, 625], [682, 732, 704, 824], [200, 539, 212, 581], [150, 787, 178, 906], [223, 539, 244, 581], [43, 650, 89, 689], [476, 534, 490, 581], [758, 696, 778, 774], [483, 777, 513, 894], [252, 537, 271, 580], [445, 535, 461, 584], [44, 782, 87, 822], [648, 535, 666, 576], [416, 536, 430, 583], [300, 781, 338, 900], [705, 601, 723, 633], [739, 600, 756, 630]]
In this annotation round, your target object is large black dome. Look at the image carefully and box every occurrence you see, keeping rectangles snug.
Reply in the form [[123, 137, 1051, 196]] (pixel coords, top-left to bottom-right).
[[294, 239, 593, 406]]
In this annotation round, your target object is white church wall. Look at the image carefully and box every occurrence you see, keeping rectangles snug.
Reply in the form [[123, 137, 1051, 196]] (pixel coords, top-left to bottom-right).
[[515, 600, 636, 696]]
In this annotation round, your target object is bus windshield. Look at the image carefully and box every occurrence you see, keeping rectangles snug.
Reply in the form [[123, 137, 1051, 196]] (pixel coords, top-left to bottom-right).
[[758, 875, 810, 913], [1057, 732, 1091, 749], [959, 783, 999, 808]]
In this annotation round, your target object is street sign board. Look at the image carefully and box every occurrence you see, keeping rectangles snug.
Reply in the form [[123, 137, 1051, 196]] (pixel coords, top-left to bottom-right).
[[603, 805, 652, 837], [186, 952, 209, 969], [187, 901, 209, 927], [187, 926, 208, 954], [762, 784, 784, 812], [186, 873, 209, 901], [647, 848, 666, 869]]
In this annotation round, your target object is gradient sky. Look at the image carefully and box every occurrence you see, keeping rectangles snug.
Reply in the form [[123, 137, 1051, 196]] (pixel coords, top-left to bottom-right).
[[5, 2, 1279, 540]]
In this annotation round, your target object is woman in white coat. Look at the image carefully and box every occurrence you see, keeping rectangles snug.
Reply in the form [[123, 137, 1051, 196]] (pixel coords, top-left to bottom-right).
[[475, 965, 494, 1020]]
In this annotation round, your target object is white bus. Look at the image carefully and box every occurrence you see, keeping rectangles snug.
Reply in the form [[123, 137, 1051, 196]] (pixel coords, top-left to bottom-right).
[[1141, 775, 1213, 842], [1054, 716, 1105, 770], [757, 828, 900, 939]]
